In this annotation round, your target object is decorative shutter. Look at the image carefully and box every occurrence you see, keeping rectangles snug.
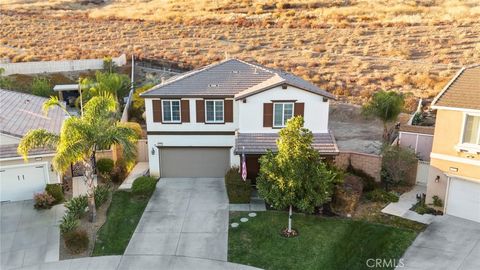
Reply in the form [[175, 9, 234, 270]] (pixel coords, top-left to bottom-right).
[[152, 100, 162, 122], [181, 100, 190, 123], [263, 103, 273, 127], [294, 102, 304, 117], [196, 100, 205, 123], [225, 99, 233, 123]]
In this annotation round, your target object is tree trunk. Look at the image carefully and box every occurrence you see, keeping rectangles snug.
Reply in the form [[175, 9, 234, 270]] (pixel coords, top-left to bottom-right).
[[288, 205, 292, 233], [84, 160, 97, 223], [383, 122, 389, 142]]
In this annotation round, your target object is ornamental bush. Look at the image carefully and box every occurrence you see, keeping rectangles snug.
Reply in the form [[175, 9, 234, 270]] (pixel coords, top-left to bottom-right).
[[94, 185, 110, 208], [365, 189, 399, 203], [45, 184, 64, 204], [64, 195, 88, 218], [131, 176, 157, 197], [59, 213, 79, 235], [96, 158, 114, 176], [34, 192, 55, 209]]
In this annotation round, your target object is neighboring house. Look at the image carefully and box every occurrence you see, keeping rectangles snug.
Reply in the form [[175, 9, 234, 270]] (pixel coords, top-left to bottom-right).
[[0, 89, 66, 202], [141, 58, 339, 179], [427, 64, 480, 223]]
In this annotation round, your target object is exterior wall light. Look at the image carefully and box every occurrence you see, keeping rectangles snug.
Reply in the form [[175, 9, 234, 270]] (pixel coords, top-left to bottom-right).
[[434, 176, 440, 183], [151, 147, 156, 155]]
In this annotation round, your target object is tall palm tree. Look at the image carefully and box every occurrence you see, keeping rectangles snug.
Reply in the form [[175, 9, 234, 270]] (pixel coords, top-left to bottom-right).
[[18, 94, 139, 222], [362, 90, 404, 142]]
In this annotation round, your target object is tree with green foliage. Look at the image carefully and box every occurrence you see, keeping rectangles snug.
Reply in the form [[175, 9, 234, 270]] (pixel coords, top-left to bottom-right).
[[257, 116, 340, 235], [103, 56, 118, 74], [0, 68, 12, 89], [79, 71, 130, 107], [129, 84, 153, 122], [31, 77, 54, 97], [362, 90, 404, 142], [381, 144, 417, 191], [18, 94, 139, 222]]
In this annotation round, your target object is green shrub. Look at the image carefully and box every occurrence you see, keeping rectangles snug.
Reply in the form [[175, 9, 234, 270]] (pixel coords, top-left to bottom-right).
[[411, 202, 439, 215], [33, 192, 55, 209], [365, 189, 399, 203], [31, 77, 53, 97], [131, 176, 158, 197], [432, 195, 443, 207], [64, 229, 89, 254], [225, 167, 251, 204], [64, 195, 88, 218], [59, 213, 79, 235], [96, 158, 114, 175], [45, 184, 64, 204], [94, 185, 110, 208]]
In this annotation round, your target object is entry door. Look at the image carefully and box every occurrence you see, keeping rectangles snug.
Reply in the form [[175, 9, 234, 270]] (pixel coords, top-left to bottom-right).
[[0, 164, 48, 201], [446, 177, 480, 223]]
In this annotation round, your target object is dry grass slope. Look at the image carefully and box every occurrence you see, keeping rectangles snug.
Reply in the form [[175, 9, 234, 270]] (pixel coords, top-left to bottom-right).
[[1, 0, 479, 104]]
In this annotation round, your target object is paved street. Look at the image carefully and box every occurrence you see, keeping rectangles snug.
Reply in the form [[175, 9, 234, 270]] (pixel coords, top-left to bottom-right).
[[400, 215, 480, 270], [1, 200, 64, 269], [125, 178, 229, 261]]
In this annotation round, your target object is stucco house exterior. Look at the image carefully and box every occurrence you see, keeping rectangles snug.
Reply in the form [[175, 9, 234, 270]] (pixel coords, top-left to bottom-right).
[[0, 89, 66, 201], [141, 58, 339, 180], [427, 64, 480, 223]]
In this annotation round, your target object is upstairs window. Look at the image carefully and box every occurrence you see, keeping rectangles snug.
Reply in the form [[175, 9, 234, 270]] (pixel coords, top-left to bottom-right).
[[273, 102, 294, 127], [162, 100, 181, 123], [206, 100, 224, 123], [462, 114, 480, 145]]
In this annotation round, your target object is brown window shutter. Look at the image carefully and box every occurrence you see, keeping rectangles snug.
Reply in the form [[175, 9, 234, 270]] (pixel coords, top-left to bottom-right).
[[225, 100, 233, 123], [294, 102, 304, 117], [196, 99, 205, 123], [181, 100, 190, 123], [152, 100, 162, 122], [263, 103, 273, 127]]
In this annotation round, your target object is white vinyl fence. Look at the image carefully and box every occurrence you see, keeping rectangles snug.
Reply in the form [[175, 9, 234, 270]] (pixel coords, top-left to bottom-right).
[[0, 54, 126, 75], [415, 160, 430, 186]]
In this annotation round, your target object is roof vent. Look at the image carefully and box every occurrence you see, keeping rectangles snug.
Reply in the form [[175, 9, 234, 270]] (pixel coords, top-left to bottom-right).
[[253, 68, 258, 74], [232, 70, 239, 74], [208, 84, 219, 88]]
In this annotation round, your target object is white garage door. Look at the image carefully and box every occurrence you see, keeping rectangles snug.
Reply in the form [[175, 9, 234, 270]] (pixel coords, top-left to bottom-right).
[[0, 164, 48, 202], [446, 177, 480, 223], [160, 147, 230, 178]]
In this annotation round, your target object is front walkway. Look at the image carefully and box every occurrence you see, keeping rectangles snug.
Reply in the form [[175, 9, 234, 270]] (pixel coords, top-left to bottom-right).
[[382, 185, 435, 224], [1, 200, 64, 269], [399, 215, 480, 270], [125, 178, 229, 261], [118, 162, 149, 190]]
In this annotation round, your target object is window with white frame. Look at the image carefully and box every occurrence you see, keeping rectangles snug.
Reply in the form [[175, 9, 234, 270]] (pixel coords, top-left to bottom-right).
[[273, 102, 294, 127], [162, 100, 181, 123], [205, 100, 224, 123], [462, 114, 480, 145]]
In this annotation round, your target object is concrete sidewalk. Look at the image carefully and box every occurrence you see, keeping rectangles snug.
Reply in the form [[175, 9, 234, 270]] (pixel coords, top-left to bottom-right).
[[382, 185, 435, 224], [125, 178, 229, 261], [118, 162, 149, 190]]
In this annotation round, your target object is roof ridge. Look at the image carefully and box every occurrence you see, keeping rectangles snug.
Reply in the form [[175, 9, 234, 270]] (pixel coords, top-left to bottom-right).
[[233, 58, 278, 76], [431, 66, 467, 107]]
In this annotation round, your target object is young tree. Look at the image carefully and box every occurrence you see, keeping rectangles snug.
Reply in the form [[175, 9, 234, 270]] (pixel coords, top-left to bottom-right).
[[79, 71, 130, 107], [18, 94, 139, 222], [381, 144, 418, 191], [362, 90, 404, 142], [257, 116, 340, 235]]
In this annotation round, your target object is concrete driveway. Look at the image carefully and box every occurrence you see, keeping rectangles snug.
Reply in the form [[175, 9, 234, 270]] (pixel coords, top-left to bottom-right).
[[125, 178, 229, 261], [1, 200, 64, 269], [400, 215, 480, 270]]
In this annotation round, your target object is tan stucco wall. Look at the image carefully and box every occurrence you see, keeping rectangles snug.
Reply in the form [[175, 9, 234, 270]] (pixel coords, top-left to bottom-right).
[[0, 155, 61, 184], [426, 109, 480, 204]]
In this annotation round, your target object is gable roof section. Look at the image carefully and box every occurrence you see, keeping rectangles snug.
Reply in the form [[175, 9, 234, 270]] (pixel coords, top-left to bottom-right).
[[0, 89, 66, 138], [140, 58, 335, 100], [432, 64, 480, 111]]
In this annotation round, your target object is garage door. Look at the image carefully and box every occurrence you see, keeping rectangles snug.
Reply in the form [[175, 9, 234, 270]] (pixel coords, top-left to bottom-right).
[[446, 177, 480, 223], [0, 164, 48, 202], [160, 147, 230, 178]]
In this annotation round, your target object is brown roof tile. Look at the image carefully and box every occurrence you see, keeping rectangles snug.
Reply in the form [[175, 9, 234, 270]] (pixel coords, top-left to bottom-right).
[[433, 65, 480, 110]]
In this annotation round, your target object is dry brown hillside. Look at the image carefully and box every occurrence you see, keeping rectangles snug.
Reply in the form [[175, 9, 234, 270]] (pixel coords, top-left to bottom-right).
[[1, 0, 479, 104]]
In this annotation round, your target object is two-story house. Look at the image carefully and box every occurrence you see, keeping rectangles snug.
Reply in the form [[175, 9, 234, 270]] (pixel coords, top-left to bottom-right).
[[141, 58, 339, 180], [428, 64, 480, 223]]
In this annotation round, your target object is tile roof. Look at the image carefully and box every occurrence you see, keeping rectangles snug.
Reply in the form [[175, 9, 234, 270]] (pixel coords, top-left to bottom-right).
[[0, 89, 66, 138], [235, 132, 339, 155], [432, 64, 480, 111], [399, 124, 435, 135], [141, 58, 335, 99], [0, 144, 54, 159]]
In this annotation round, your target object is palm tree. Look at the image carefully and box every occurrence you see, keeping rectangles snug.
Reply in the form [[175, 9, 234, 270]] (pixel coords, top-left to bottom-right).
[[18, 94, 139, 222], [362, 90, 404, 142]]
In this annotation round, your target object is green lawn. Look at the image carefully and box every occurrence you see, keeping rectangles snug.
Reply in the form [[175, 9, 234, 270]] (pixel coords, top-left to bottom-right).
[[229, 211, 417, 270], [92, 190, 150, 256]]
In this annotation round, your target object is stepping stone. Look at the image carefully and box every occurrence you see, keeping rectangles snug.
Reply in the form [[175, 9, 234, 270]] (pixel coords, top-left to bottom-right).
[[248, 212, 257, 217], [240, 218, 249, 223], [231, 223, 239, 228]]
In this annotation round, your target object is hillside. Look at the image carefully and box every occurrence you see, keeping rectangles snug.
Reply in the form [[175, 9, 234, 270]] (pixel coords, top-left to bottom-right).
[[1, 0, 479, 104]]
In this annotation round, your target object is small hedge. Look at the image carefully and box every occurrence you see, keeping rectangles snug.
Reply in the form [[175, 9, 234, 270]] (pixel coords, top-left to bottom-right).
[[59, 213, 79, 235], [132, 176, 158, 197], [64, 229, 89, 254], [64, 195, 88, 218], [96, 158, 114, 175], [45, 184, 64, 204], [365, 189, 399, 203], [225, 167, 251, 204], [94, 185, 110, 208], [34, 192, 55, 209]]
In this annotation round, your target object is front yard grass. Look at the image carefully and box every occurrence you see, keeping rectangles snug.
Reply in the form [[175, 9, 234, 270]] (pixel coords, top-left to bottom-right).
[[229, 211, 418, 270], [92, 190, 149, 256]]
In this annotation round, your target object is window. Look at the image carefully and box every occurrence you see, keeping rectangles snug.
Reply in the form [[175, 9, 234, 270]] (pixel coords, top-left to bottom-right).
[[162, 100, 181, 123], [462, 114, 480, 145], [273, 102, 294, 127], [205, 100, 224, 123]]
